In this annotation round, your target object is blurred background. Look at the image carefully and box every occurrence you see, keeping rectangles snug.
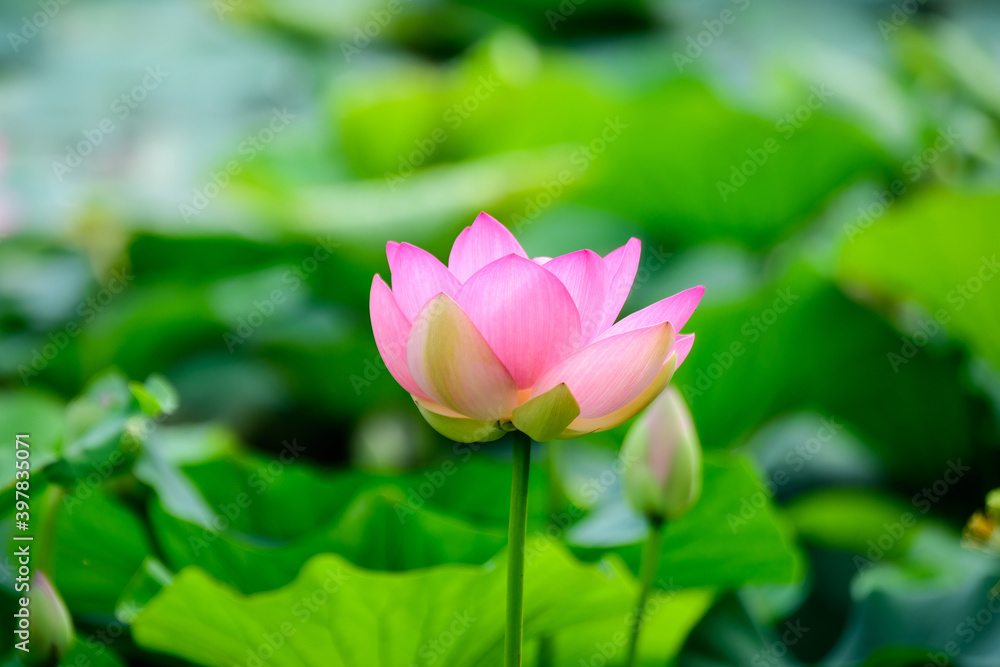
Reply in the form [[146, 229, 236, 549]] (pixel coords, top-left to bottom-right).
[[2, 0, 1000, 665]]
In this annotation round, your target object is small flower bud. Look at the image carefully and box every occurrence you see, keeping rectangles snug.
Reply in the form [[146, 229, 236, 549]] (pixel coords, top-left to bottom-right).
[[622, 386, 702, 522], [987, 488, 1000, 518], [27, 571, 75, 663]]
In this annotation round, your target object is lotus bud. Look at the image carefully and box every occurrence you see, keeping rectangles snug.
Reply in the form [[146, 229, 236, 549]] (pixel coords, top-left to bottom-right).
[[987, 488, 1000, 518], [26, 571, 74, 663], [622, 386, 702, 522]]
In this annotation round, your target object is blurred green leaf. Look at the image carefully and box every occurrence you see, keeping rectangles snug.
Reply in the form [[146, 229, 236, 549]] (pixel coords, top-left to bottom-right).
[[337, 55, 893, 250], [0, 390, 64, 508], [129, 374, 179, 417], [572, 456, 803, 590], [827, 527, 1000, 665], [677, 594, 800, 667], [677, 265, 982, 481], [786, 488, 924, 558], [132, 539, 636, 666], [549, 587, 715, 666], [52, 489, 152, 617], [840, 188, 1000, 371], [149, 481, 507, 593]]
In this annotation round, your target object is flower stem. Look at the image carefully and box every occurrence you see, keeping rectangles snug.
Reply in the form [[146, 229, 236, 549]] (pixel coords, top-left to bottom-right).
[[624, 518, 664, 667], [39, 485, 66, 577], [536, 442, 562, 666], [505, 431, 532, 667]]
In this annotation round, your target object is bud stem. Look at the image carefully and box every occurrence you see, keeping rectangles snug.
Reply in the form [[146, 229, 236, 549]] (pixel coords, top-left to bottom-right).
[[505, 431, 532, 667], [624, 519, 665, 667], [536, 443, 562, 666]]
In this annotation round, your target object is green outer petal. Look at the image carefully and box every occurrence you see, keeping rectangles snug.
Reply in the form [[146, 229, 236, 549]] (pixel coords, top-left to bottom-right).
[[407, 294, 518, 421], [511, 384, 581, 442], [416, 402, 506, 443]]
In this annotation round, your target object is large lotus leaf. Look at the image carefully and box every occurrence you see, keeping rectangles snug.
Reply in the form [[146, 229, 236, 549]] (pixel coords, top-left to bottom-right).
[[150, 483, 507, 593], [839, 188, 1000, 371], [131, 538, 636, 667]]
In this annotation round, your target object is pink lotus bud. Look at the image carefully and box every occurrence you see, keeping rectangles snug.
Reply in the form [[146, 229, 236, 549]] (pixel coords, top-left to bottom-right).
[[622, 386, 702, 521], [26, 571, 75, 663], [370, 212, 702, 442]]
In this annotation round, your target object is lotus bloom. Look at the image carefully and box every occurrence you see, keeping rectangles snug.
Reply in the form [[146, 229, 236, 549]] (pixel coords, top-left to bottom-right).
[[622, 386, 702, 521], [370, 212, 702, 443]]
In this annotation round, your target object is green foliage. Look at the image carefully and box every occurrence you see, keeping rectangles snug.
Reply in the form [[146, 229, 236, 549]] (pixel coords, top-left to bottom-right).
[[841, 189, 1000, 370], [131, 539, 637, 667], [2, 0, 998, 664], [572, 456, 803, 590], [785, 487, 925, 557]]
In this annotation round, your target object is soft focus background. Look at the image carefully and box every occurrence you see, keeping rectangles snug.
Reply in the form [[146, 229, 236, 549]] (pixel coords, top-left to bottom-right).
[[2, 0, 1000, 665]]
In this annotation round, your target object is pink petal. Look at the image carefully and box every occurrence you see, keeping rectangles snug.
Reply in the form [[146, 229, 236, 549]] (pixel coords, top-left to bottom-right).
[[406, 294, 518, 421], [602, 238, 641, 331], [673, 333, 695, 367], [369, 275, 429, 400], [532, 322, 675, 419], [542, 249, 609, 344], [385, 241, 400, 266], [448, 212, 528, 282], [457, 254, 582, 389], [599, 286, 704, 340], [389, 243, 461, 322], [560, 352, 678, 436]]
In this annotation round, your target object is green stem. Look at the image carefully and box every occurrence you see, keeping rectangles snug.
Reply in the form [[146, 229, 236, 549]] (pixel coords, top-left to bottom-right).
[[39, 485, 65, 577], [536, 443, 562, 666], [624, 519, 664, 667], [505, 431, 532, 667]]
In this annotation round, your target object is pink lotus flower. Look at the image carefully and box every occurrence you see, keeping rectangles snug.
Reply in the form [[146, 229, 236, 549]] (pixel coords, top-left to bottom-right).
[[370, 212, 702, 442]]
